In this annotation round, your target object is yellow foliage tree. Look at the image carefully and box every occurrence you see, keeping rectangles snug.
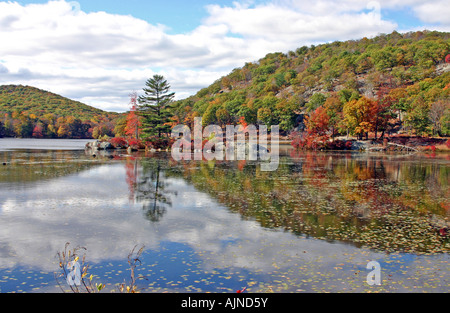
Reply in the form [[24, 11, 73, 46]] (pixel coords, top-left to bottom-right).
[[343, 96, 377, 140]]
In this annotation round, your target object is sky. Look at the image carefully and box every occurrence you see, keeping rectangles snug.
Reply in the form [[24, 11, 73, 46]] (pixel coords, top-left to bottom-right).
[[0, 0, 449, 112]]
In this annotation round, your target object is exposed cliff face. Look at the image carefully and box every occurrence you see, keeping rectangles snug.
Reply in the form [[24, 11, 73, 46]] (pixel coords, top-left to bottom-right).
[[436, 63, 450, 76]]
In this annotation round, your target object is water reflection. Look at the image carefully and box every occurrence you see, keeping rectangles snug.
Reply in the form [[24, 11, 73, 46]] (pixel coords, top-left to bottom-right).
[[165, 151, 449, 254], [0, 148, 448, 293], [126, 157, 176, 222], [141, 160, 173, 222], [0, 150, 99, 187]]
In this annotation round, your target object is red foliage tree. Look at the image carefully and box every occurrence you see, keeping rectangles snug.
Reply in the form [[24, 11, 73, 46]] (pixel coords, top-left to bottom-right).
[[110, 137, 128, 148], [292, 107, 331, 150], [32, 124, 44, 138], [124, 92, 141, 139], [445, 54, 450, 64], [373, 88, 396, 139], [238, 116, 248, 131], [125, 158, 138, 202], [305, 106, 330, 137]]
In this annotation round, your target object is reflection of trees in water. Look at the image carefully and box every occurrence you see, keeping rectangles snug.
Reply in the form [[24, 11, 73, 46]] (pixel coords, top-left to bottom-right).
[[0, 150, 100, 185], [175, 152, 449, 254], [125, 157, 138, 202], [132, 157, 176, 223], [122, 151, 448, 253]]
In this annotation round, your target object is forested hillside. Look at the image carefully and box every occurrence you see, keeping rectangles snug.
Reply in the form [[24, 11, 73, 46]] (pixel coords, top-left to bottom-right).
[[2, 31, 449, 144], [0, 85, 120, 139], [171, 30, 450, 143]]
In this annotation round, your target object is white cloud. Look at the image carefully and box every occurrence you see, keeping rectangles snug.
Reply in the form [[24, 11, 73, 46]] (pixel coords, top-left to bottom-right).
[[412, 0, 450, 26], [0, 0, 243, 111], [0, 0, 446, 112]]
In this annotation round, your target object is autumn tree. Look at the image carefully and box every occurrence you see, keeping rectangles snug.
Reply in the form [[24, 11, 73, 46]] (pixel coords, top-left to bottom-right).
[[113, 115, 127, 138], [295, 106, 331, 150], [429, 99, 449, 136], [343, 96, 377, 140], [65, 116, 87, 139], [14, 112, 33, 138], [32, 123, 44, 138], [305, 106, 330, 138], [323, 94, 344, 139], [372, 87, 396, 139], [124, 92, 141, 139], [257, 107, 273, 126], [57, 123, 69, 138], [183, 107, 200, 130]]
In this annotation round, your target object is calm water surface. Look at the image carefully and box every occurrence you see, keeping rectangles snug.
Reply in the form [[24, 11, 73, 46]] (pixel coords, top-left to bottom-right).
[[0, 139, 448, 293]]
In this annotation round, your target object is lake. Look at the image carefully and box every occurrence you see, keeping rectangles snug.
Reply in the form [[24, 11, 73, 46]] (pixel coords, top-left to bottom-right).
[[0, 138, 448, 293]]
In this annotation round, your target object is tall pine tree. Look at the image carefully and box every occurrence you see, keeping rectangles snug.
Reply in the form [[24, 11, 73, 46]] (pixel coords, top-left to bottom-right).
[[137, 75, 175, 140]]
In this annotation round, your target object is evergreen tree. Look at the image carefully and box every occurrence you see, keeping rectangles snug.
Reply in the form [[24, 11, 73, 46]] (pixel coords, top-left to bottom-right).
[[137, 75, 175, 140]]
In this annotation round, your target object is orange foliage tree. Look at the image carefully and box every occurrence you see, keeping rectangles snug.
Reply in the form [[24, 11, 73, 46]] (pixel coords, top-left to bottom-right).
[[303, 106, 331, 149], [124, 92, 141, 140]]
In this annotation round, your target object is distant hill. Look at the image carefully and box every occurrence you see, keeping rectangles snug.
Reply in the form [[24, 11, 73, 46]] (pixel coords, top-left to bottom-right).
[[0, 85, 116, 121], [0, 85, 121, 139], [172, 30, 450, 137]]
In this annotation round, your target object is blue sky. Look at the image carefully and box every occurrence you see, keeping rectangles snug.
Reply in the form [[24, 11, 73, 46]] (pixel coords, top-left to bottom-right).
[[15, 0, 241, 33], [1, 0, 449, 112], [13, 0, 435, 33]]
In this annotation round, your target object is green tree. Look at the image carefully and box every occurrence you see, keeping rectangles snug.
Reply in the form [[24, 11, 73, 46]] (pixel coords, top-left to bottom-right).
[[306, 93, 327, 112], [441, 113, 450, 136], [372, 47, 397, 71], [137, 75, 175, 140], [202, 103, 219, 126], [257, 107, 273, 126], [238, 106, 257, 125], [113, 114, 128, 137], [274, 98, 298, 132], [405, 97, 430, 136], [2, 114, 13, 137], [216, 107, 231, 127], [323, 94, 344, 139]]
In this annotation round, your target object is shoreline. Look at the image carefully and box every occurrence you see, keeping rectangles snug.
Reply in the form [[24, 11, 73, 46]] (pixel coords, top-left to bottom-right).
[[1, 136, 448, 153]]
